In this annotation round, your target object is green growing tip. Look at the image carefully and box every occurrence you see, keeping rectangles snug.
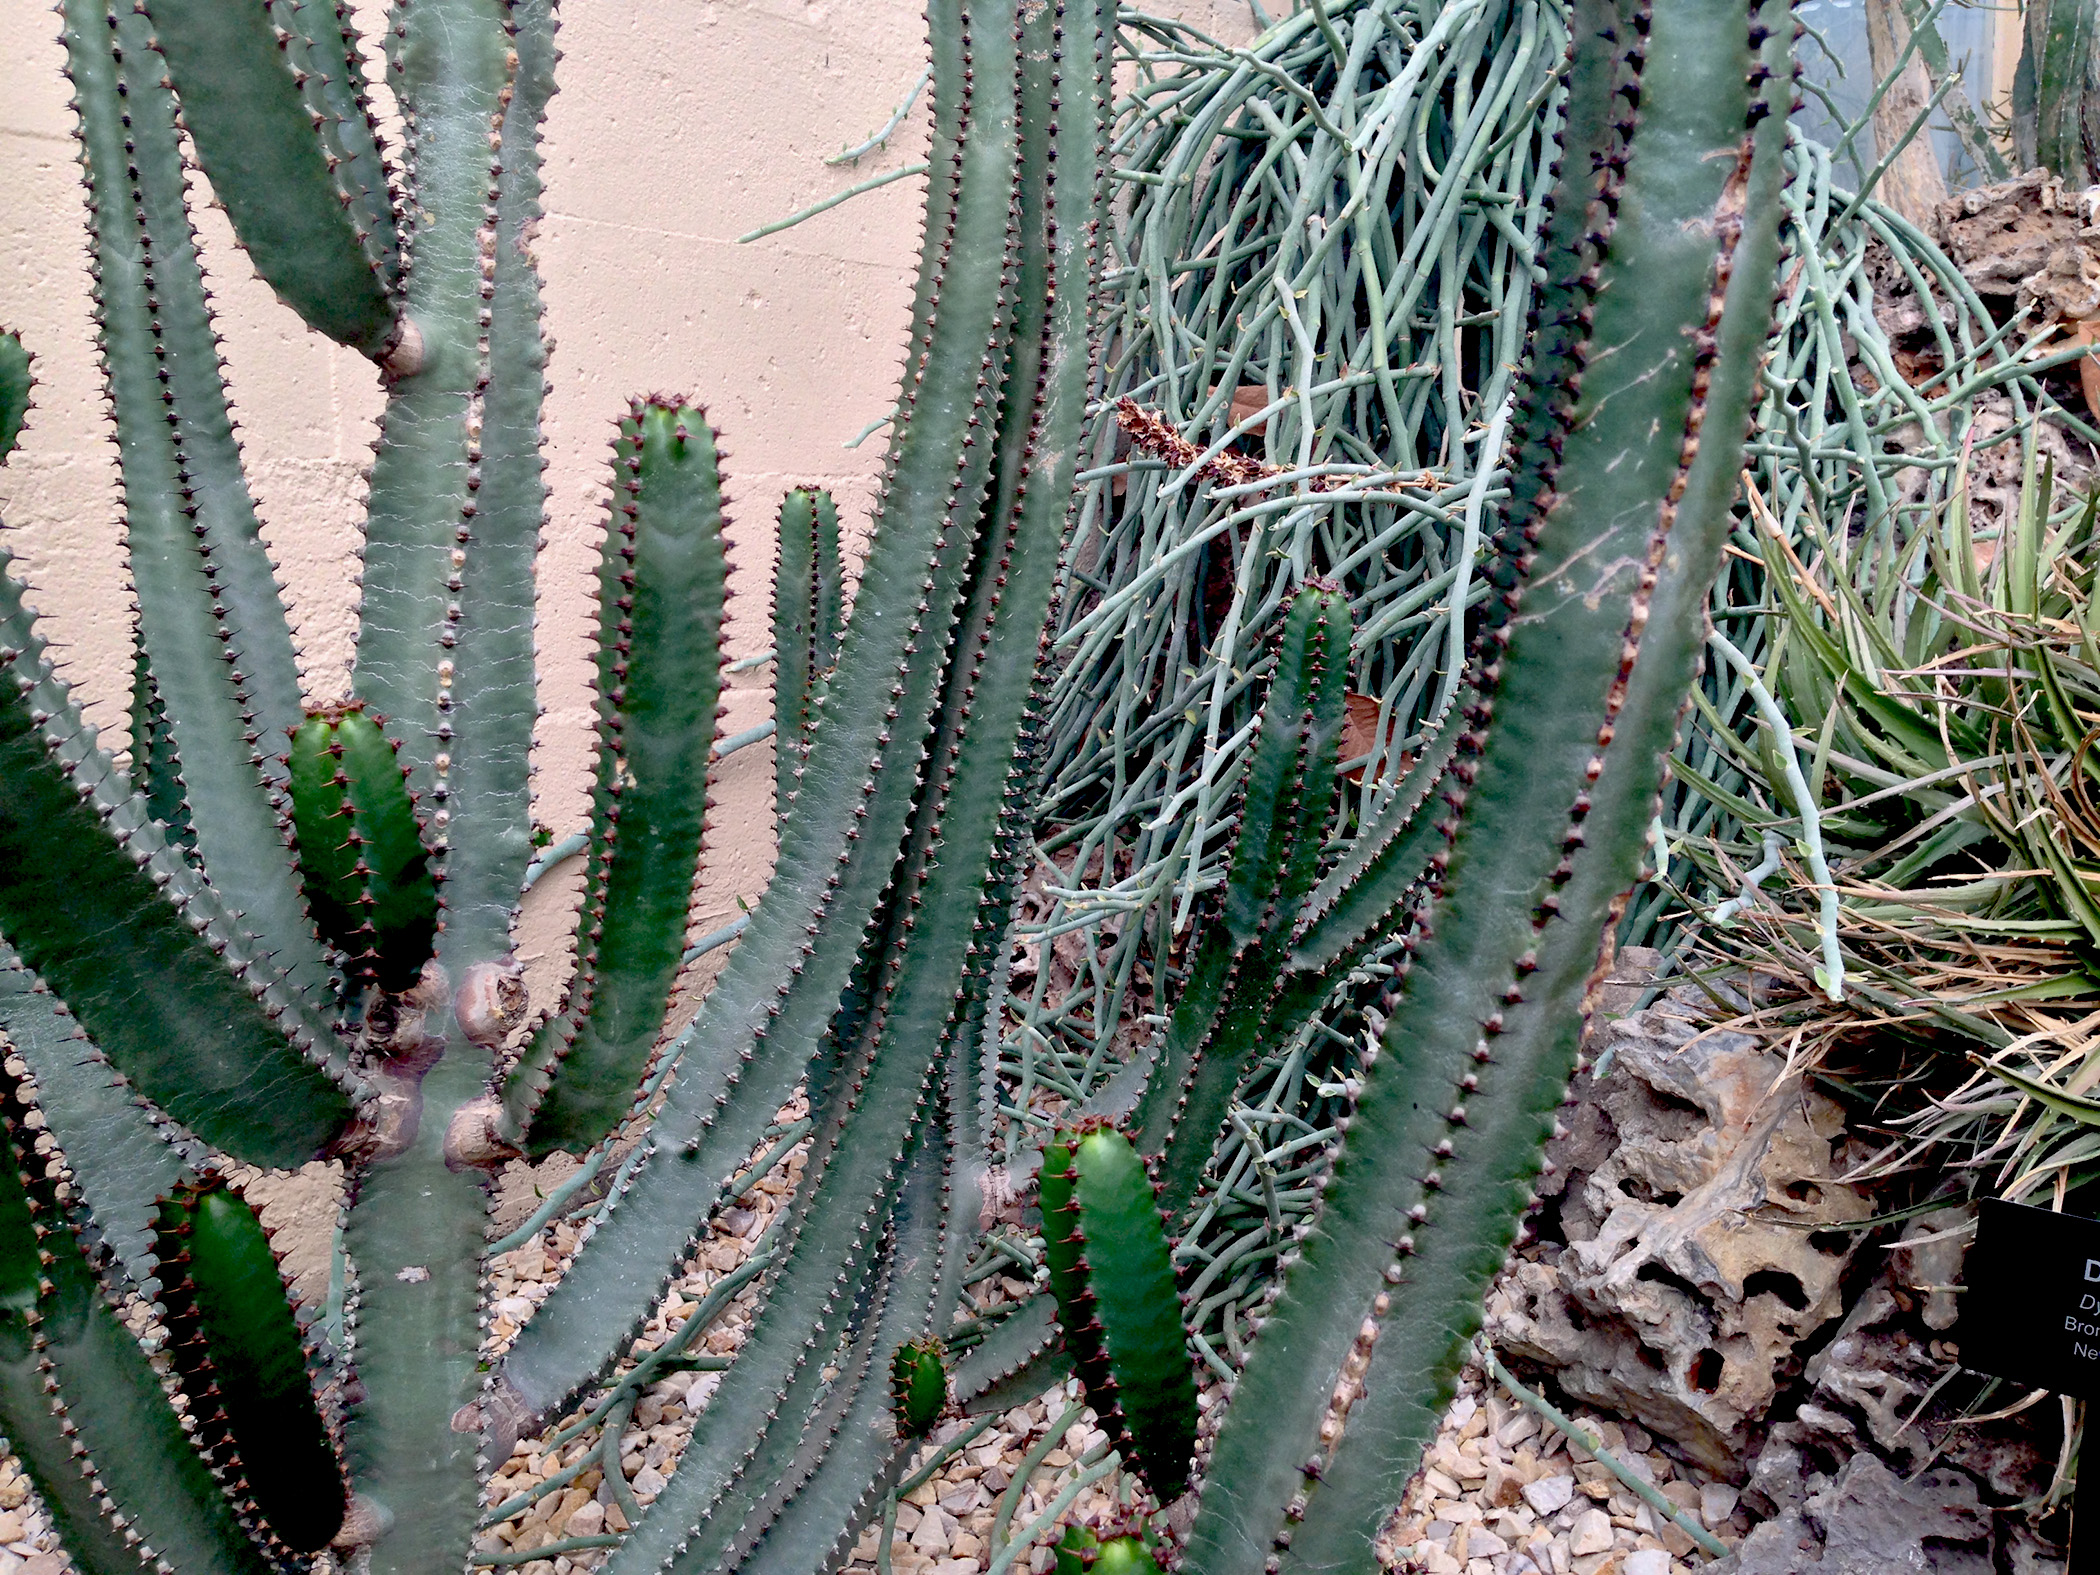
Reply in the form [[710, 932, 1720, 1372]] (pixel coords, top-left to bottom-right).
[[154, 1179, 347, 1552], [286, 704, 437, 995], [890, 1334, 949, 1435], [1040, 1123, 1198, 1501]]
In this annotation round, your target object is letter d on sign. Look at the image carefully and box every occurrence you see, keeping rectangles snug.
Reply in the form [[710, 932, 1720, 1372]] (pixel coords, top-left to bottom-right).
[[2087, 1259, 2100, 1283]]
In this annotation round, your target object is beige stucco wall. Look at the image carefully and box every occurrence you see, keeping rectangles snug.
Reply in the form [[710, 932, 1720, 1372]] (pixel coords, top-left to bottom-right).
[[0, 0, 1250, 970]]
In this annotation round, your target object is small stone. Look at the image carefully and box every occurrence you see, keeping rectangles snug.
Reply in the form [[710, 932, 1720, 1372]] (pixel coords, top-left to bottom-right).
[[1656, 1517, 1696, 1557], [1698, 1483, 1738, 1528], [1484, 1458, 1525, 1508], [1568, 1507, 1613, 1556], [630, 1466, 666, 1501], [1498, 1412, 1543, 1449], [567, 1501, 605, 1539], [909, 1507, 953, 1553], [1621, 1555, 1670, 1575], [21, 1559, 63, 1575], [1523, 1474, 1575, 1516]]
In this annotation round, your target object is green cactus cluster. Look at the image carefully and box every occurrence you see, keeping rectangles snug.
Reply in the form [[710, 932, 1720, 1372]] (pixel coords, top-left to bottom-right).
[[0, 0, 1798, 1567]]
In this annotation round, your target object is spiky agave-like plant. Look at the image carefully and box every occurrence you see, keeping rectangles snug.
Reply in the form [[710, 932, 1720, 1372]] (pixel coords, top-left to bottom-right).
[[0, 0, 1794, 1568]]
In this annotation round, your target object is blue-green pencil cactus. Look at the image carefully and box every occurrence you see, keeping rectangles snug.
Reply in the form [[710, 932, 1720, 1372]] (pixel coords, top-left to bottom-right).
[[0, 0, 1794, 1565]]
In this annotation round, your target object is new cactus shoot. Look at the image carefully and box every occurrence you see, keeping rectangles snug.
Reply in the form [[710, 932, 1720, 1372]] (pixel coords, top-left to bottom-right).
[[1040, 1123, 1199, 1502]]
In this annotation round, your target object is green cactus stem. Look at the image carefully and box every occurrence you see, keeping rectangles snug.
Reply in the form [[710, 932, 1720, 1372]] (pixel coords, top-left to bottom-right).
[[0, 1059, 274, 1575], [1040, 1123, 1197, 1502], [287, 705, 439, 995], [772, 486, 846, 817], [890, 1335, 949, 1436], [1220, 583, 1349, 953], [495, 0, 1105, 1436], [67, 0, 331, 1012], [339, 1, 548, 1565], [269, 0, 401, 295], [153, 1178, 348, 1552], [0, 332, 26, 461], [703, 1125, 951, 1575], [1181, 0, 1795, 1566], [1133, 584, 1352, 1220], [142, 0, 396, 354], [0, 558, 351, 1166], [0, 941, 192, 1290], [438, 0, 556, 960], [509, 398, 730, 1152]]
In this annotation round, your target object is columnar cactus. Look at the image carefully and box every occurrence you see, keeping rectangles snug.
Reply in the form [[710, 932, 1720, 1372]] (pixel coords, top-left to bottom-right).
[[1, 0, 1109, 1566], [0, 0, 1792, 1569]]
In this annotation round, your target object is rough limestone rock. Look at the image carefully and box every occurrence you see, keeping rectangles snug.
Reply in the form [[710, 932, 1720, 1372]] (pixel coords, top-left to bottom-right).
[[1488, 989, 1871, 1473], [1714, 1454, 1993, 1575], [1937, 171, 2100, 300]]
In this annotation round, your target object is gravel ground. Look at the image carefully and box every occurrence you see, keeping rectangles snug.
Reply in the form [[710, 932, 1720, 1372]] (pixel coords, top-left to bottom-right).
[[473, 1142, 1758, 1575], [0, 1122, 1758, 1575]]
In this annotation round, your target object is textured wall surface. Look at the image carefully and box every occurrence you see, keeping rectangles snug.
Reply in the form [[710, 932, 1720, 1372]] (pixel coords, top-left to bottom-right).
[[0, 0, 1252, 971]]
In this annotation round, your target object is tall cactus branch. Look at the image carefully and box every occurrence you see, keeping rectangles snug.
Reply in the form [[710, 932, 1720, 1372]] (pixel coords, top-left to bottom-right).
[[1182, 0, 1795, 1566], [495, 0, 1031, 1426], [338, 3, 530, 1569], [65, 0, 332, 1009]]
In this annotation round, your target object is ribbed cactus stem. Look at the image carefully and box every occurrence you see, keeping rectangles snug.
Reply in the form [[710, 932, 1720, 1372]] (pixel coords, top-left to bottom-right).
[[1041, 1123, 1198, 1502], [509, 397, 730, 1153], [153, 1178, 348, 1552], [1183, 0, 1794, 1566], [287, 705, 439, 996], [0, 333, 26, 461]]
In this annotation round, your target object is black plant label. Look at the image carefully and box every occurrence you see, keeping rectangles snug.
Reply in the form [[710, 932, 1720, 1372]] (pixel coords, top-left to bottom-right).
[[1960, 1198, 2100, 1400]]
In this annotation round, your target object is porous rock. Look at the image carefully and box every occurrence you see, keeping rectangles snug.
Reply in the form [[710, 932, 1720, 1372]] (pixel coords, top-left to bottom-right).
[[1489, 981, 1871, 1473], [1713, 1453, 1992, 1575]]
